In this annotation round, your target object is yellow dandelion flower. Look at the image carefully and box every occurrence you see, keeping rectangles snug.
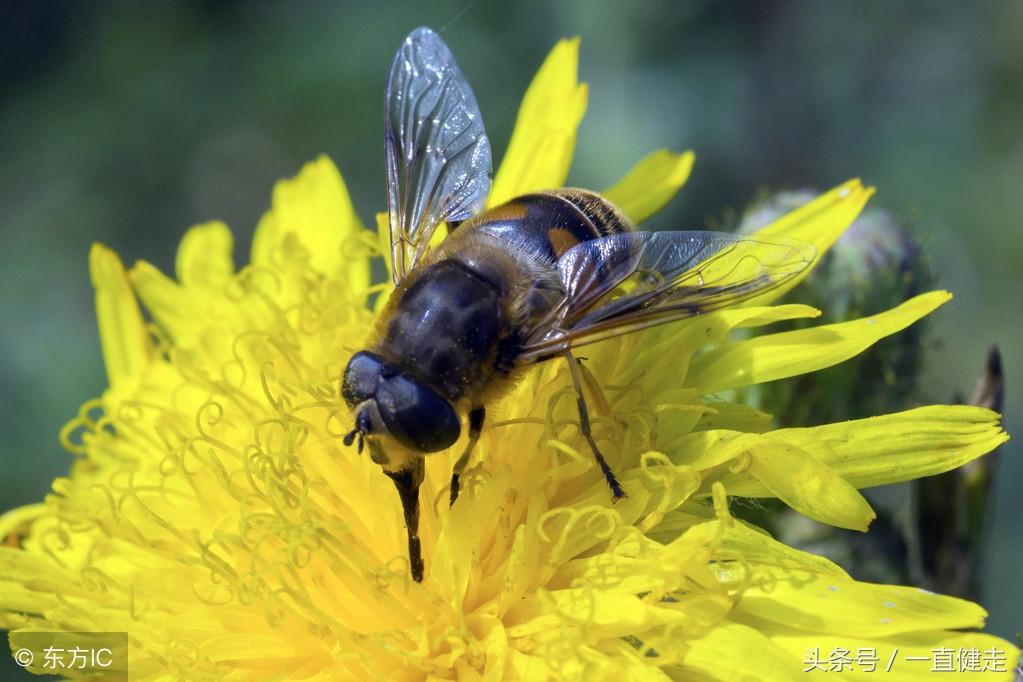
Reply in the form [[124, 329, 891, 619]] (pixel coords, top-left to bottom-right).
[[2, 35, 1018, 681]]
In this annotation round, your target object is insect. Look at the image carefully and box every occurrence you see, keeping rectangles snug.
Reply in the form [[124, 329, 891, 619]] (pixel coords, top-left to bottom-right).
[[341, 27, 814, 582]]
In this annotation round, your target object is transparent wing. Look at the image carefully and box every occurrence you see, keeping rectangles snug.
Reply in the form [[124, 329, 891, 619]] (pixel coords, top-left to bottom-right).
[[385, 27, 492, 283], [520, 231, 816, 359]]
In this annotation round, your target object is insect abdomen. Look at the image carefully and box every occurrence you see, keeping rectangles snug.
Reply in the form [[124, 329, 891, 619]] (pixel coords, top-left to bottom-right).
[[471, 189, 633, 263], [380, 260, 503, 402]]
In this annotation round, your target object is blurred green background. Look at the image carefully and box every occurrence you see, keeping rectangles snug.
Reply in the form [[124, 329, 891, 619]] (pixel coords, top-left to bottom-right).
[[1, 0, 1019, 651]]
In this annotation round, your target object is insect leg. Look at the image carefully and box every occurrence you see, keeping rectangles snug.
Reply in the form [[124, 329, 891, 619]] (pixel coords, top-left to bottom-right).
[[574, 357, 613, 418], [383, 458, 426, 582], [450, 405, 485, 506], [564, 352, 626, 500]]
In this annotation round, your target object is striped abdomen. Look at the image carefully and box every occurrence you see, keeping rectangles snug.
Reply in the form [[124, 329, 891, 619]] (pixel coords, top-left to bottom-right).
[[467, 189, 633, 263]]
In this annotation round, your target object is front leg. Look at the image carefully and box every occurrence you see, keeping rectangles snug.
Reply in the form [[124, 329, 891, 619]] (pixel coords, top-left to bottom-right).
[[565, 352, 626, 500], [450, 405, 485, 506]]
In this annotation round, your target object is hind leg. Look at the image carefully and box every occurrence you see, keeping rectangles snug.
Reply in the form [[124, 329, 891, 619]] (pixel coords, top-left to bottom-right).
[[565, 352, 625, 499]]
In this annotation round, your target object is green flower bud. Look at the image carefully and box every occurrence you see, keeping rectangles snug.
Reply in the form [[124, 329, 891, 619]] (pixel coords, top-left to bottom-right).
[[739, 190, 936, 424]]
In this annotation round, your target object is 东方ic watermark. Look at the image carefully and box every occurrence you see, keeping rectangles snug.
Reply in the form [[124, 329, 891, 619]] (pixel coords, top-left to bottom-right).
[[8, 631, 127, 680]]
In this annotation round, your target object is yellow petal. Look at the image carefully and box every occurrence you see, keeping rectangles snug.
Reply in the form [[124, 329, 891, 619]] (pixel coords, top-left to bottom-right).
[[250, 155, 367, 286], [602, 149, 695, 224], [507, 589, 681, 640], [203, 634, 302, 661], [682, 622, 802, 681], [175, 220, 234, 289], [0, 504, 46, 540], [429, 488, 474, 609], [90, 243, 151, 390], [715, 520, 850, 580], [726, 405, 1009, 494], [616, 304, 820, 394], [747, 179, 875, 305], [740, 576, 990, 637], [129, 261, 191, 343], [507, 650, 551, 680], [695, 401, 773, 433], [489, 38, 588, 206], [744, 442, 876, 531], [720, 526, 1021, 675], [730, 304, 821, 328], [130, 258, 255, 364], [687, 290, 951, 393]]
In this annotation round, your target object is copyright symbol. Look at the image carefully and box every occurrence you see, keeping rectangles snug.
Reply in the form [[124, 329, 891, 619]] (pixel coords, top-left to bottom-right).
[[13, 648, 33, 667]]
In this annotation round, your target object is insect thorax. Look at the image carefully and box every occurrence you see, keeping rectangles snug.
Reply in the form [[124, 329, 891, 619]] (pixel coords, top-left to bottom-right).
[[377, 260, 505, 403]]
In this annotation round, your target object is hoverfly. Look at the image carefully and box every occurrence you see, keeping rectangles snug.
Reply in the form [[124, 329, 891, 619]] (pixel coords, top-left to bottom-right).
[[341, 27, 814, 582]]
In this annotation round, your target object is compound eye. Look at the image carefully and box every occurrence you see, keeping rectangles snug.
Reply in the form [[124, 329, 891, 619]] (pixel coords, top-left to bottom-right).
[[341, 351, 386, 407], [376, 374, 460, 452]]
